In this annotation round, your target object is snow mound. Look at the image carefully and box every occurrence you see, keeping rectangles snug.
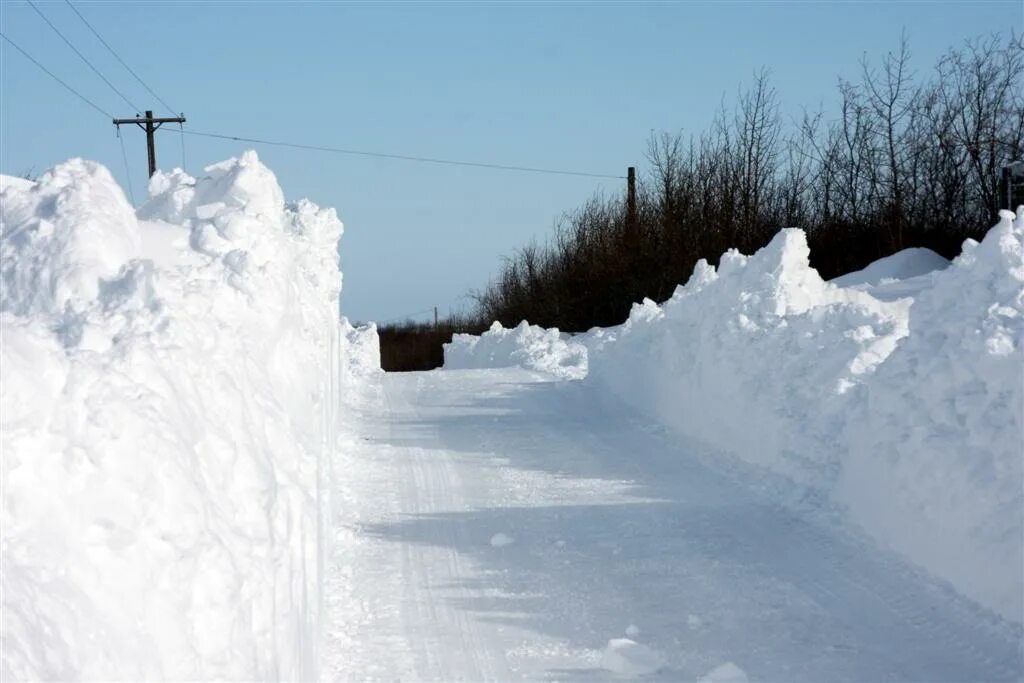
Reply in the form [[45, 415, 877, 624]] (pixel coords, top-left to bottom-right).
[[444, 320, 587, 379], [588, 228, 909, 488], [1, 152, 350, 679], [599, 638, 664, 675], [698, 661, 749, 683], [831, 247, 949, 288], [489, 532, 515, 547], [340, 317, 382, 387], [584, 219, 1024, 623]]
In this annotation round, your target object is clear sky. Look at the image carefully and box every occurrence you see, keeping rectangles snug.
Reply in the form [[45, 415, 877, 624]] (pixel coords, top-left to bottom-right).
[[2, 1, 1020, 323]]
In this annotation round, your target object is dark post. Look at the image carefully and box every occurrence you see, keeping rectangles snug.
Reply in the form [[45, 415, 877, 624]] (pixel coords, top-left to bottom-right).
[[434, 306, 439, 329], [113, 111, 186, 178], [626, 166, 637, 232], [144, 110, 157, 178]]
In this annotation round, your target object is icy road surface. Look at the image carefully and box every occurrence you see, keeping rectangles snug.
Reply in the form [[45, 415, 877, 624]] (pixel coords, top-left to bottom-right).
[[323, 369, 1022, 681]]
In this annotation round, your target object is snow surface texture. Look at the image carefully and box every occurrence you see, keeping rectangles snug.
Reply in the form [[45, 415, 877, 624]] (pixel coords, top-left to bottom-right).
[[1, 153, 347, 679], [444, 320, 588, 379], [585, 220, 1024, 624]]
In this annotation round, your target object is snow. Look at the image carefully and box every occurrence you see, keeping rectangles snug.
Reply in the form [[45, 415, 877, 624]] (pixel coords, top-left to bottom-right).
[[323, 368, 1022, 681], [600, 638, 665, 676], [831, 247, 949, 288], [698, 662, 749, 683], [489, 532, 515, 547], [0, 153, 351, 679], [447, 219, 1022, 625], [838, 209, 1024, 622], [444, 320, 588, 379], [583, 219, 1024, 623], [5, 152, 1022, 680]]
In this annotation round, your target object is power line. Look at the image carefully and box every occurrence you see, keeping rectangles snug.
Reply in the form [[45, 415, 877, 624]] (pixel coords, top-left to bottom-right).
[[26, 0, 139, 112], [0, 32, 112, 118], [158, 127, 625, 180], [62, 0, 177, 115]]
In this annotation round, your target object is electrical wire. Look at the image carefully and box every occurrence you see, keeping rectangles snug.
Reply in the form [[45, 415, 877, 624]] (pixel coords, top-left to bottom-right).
[[0, 32, 112, 118], [26, 0, 140, 112], [63, 0, 177, 115], [158, 127, 625, 180]]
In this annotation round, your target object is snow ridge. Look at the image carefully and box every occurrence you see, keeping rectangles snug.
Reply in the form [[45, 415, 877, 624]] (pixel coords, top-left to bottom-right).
[[585, 219, 1023, 623]]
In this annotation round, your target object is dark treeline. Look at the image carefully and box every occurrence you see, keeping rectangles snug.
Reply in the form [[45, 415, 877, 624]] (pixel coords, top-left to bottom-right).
[[378, 315, 487, 372], [473, 34, 1024, 332]]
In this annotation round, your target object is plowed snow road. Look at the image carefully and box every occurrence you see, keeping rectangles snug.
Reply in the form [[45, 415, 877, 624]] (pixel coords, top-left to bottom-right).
[[322, 369, 1022, 681]]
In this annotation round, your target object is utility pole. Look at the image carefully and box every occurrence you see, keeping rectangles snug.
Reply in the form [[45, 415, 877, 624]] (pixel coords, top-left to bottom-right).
[[626, 166, 638, 238], [113, 110, 186, 177], [434, 306, 439, 329]]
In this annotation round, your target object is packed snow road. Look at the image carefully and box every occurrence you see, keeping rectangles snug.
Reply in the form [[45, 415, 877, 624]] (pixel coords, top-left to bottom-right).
[[322, 369, 1022, 682]]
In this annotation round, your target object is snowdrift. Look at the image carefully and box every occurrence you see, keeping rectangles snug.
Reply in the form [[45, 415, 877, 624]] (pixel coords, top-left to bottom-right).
[[830, 246, 949, 288], [444, 320, 587, 379], [1, 153, 351, 679], [449, 217, 1023, 624], [583, 217, 1023, 623]]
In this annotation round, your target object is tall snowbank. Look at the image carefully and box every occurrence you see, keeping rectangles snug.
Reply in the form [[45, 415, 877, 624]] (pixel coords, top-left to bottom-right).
[[584, 219, 1024, 623], [1, 152, 347, 679], [838, 210, 1024, 622], [444, 320, 588, 379], [588, 229, 910, 487]]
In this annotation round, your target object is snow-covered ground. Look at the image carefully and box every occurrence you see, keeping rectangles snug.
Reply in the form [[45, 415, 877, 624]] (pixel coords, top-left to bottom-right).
[[322, 368, 1022, 681]]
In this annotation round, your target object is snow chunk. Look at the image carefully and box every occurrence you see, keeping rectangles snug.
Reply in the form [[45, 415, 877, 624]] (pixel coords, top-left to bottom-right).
[[599, 638, 664, 675], [698, 661, 749, 683], [444, 320, 587, 379], [489, 533, 515, 548]]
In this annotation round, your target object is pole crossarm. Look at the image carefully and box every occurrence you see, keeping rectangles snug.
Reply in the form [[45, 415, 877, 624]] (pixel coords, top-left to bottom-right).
[[113, 111, 186, 177], [113, 115, 186, 125]]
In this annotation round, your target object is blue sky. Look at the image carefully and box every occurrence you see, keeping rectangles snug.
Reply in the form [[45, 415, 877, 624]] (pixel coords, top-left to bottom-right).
[[2, 1, 1020, 323]]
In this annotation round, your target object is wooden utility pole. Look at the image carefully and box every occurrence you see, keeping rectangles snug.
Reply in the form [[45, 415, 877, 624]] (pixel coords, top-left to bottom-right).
[[626, 166, 638, 239], [113, 110, 186, 177], [434, 306, 439, 329]]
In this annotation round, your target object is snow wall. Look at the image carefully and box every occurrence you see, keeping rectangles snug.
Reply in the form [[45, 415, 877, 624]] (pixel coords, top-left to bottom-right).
[[0, 152, 374, 679], [445, 215, 1023, 625]]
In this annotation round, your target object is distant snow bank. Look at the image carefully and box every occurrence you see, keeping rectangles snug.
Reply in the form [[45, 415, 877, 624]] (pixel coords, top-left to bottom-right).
[[830, 246, 949, 288], [444, 320, 587, 379], [447, 215, 1024, 624], [0, 153, 369, 679]]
